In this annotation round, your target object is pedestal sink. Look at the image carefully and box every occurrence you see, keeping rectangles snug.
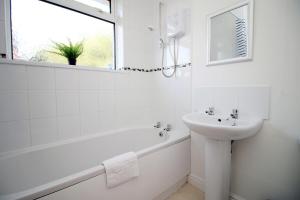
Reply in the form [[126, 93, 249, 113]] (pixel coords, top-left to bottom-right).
[[182, 113, 263, 200]]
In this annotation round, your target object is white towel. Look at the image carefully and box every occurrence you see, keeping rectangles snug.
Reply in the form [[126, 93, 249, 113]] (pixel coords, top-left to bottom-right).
[[103, 152, 139, 188]]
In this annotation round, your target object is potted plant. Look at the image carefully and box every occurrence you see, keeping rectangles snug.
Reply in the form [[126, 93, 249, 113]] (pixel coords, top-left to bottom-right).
[[50, 39, 84, 65]]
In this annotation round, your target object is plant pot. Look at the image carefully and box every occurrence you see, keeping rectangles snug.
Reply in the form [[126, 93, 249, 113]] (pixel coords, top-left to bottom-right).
[[68, 58, 77, 65]]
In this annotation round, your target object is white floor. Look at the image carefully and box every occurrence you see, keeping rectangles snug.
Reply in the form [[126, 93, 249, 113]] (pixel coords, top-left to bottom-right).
[[166, 184, 204, 200]]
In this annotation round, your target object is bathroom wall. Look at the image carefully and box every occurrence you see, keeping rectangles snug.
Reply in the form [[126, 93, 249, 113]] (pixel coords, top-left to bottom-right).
[[0, 0, 159, 154], [0, 61, 157, 153], [121, 0, 158, 68], [152, 0, 193, 132], [191, 0, 300, 199]]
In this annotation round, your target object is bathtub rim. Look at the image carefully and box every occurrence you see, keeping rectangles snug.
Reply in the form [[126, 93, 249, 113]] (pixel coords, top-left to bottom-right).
[[0, 126, 164, 160], [0, 127, 190, 200]]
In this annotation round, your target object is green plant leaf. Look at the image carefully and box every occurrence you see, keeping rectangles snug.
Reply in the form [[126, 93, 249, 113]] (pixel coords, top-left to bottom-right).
[[49, 39, 84, 61]]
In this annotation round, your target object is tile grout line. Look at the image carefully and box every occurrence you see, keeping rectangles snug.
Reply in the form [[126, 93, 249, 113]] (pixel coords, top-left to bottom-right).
[[25, 66, 33, 147], [78, 70, 83, 136], [54, 68, 60, 141], [98, 72, 101, 133]]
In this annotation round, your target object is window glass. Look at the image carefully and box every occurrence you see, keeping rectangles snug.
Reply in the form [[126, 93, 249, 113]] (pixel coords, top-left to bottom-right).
[[73, 0, 111, 13], [11, 0, 115, 69]]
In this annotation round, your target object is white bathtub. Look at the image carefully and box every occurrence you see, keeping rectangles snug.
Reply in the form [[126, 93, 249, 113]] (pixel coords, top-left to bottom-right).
[[0, 127, 190, 200]]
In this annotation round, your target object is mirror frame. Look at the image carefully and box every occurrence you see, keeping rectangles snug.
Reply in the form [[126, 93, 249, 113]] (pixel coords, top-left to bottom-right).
[[206, 0, 254, 66]]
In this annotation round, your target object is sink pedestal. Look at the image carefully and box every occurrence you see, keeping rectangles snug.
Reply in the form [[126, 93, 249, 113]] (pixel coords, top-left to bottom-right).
[[205, 138, 231, 200]]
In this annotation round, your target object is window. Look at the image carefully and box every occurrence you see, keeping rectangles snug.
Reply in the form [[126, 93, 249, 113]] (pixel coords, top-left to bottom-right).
[[10, 0, 115, 69], [73, 0, 111, 13]]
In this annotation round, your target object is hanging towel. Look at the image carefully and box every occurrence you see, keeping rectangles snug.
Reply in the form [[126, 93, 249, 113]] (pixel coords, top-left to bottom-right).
[[103, 152, 139, 188]]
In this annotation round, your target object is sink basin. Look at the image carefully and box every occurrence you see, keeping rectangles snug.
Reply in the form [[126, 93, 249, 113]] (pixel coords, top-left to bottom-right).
[[182, 112, 264, 200], [182, 113, 263, 140]]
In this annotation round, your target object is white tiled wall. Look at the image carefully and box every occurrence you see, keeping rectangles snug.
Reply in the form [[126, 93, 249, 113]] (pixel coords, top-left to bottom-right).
[[193, 86, 270, 119], [153, 67, 192, 132], [151, 0, 193, 132], [0, 62, 156, 153]]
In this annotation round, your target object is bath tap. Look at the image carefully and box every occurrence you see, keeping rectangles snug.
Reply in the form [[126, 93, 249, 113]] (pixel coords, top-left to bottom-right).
[[230, 109, 239, 119], [158, 131, 165, 137], [159, 126, 170, 137], [154, 122, 161, 128]]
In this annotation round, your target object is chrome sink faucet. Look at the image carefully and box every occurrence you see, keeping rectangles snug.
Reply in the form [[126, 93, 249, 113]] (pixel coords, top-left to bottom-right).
[[230, 109, 239, 119], [154, 122, 161, 128], [164, 124, 172, 132], [205, 107, 215, 116]]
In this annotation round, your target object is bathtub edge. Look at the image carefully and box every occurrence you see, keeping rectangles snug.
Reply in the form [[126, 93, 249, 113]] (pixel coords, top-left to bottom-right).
[[1, 131, 191, 200]]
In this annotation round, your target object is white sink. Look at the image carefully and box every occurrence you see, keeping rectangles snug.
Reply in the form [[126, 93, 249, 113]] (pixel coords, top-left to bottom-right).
[[182, 113, 263, 140], [182, 112, 263, 200]]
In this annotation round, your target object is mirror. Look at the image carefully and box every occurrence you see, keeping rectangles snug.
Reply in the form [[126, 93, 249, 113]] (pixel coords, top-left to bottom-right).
[[207, 0, 253, 66]]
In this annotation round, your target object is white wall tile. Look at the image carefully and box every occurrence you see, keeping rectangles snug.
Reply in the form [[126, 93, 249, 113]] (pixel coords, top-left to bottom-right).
[[130, 108, 151, 126], [114, 90, 131, 110], [80, 112, 99, 135], [175, 85, 191, 112], [138, 73, 154, 90], [29, 92, 56, 119], [56, 91, 80, 116], [0, 120, 30, 153], [79, 71, 99, 91], [115, 108, 134, 128], [115, 73, 130, 90], [129, 72, 143, 90], [55, 68, 79, 90], [99, 111, 115, 132], [98, 91, 114, 112], [0, 64, 157, 151], [79, 91, 98, 114], [129, 90, 151, 109], [0, 92, 29, 121], [27, 67, 55, 90], [193, 87, 214, 113], [237, 86, 270, 119], [193, 86, 270, 119], [129, 72, 154, 90], [213, 87, 238, 116], [57, 116, 81, 140], [0, 65, 27, 90], [30, 118, 57, 145], [99, 73, 115, 90]]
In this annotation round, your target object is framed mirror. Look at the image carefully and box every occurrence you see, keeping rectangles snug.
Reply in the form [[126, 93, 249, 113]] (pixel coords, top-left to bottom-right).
[[207, 0, 253, 66]]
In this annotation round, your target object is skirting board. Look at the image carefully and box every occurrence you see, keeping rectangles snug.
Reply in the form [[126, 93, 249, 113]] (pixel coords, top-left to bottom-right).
[[188, 174, 246, 200], [188, 174, 205, 192]]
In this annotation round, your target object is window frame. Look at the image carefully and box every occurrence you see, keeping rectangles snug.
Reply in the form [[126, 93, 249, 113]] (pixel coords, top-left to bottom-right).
[[5, 0, 117, 69], [42, 0, 115, 23]]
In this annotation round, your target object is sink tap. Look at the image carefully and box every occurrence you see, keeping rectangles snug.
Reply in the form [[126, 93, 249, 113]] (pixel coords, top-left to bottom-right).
[[164, 124, 172, 132], [205, 107, 215, 116], [230, 109, 239, 119], [154, 122, 161, 128]]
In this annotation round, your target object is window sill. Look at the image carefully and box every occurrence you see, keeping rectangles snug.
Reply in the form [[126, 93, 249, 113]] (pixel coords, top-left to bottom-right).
[[0, 59, 124, 74]]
